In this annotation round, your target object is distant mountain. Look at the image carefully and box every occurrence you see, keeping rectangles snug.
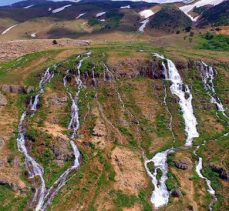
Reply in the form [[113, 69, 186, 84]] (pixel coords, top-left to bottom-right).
[[197, 0, 229, 27], [149, 6, 192, 32]]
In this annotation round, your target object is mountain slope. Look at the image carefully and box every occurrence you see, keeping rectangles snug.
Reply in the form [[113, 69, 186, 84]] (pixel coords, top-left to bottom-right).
[[149, 6, 192, 32], [197, 0, 229, 27]]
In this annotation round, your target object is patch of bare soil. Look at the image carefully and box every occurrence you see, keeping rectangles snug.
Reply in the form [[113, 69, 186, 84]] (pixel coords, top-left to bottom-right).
[[90, 107, 107, 150], [111, 146, 148, 195], [0, 39, 90, 61], [169, 151, 199, 211]]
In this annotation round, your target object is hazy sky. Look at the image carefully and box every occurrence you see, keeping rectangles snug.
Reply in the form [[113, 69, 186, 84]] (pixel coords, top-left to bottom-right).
[[0, 0, 22, 6]]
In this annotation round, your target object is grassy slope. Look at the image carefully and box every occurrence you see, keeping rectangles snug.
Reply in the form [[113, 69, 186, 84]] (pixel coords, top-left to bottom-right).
[[0, 32, 228, 210]]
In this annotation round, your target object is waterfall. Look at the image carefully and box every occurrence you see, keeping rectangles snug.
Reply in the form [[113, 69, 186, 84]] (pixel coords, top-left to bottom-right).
[[30, 68, 54, 111], [144, 149, 174, 208], [144, 53, 199, 208], [155, 53, 199, 146], [39, 54, 90, 210], [198, 61, 229, 121], [17, 67, 55, 210], [194, 144, 217, 210]]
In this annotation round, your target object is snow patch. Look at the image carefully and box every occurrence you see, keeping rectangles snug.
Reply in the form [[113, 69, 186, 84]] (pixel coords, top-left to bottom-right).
[[76, 12, 86, 19], [139, 9, 155, 19], [179, 0, 224, 21], [52, 4, 72, 13], [96, 11, 106, 17], [1, 24, 17, 35], [120, 5, 131, 9], [24, 4, 34, 9]]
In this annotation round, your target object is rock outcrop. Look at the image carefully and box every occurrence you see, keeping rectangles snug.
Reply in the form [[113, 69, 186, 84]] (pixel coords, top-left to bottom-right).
[[174, 160, 189, 170], [210, 164, 229, 181]]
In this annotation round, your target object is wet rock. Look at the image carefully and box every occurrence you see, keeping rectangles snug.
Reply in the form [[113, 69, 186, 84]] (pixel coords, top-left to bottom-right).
[[174, 160, 188, 170], [171, 189, 182, 197], [0, 93, 7, 106], [210, 164, 229, 181]]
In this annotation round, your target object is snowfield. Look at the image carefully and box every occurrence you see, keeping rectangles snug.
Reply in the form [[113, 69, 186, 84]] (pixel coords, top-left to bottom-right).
[[179, 0, 225, 21], [139, 9, 155, 18]]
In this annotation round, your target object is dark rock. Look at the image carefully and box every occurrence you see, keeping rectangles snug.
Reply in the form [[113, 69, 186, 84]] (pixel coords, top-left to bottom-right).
[[210, 164, 229, 181], [0, 180, 19, 192], [1, 84, 26, 94], [171, 189, 182, 197], [174, 160, 189, 170]]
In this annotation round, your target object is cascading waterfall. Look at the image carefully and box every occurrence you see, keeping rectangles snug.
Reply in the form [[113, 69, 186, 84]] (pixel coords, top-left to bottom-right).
[[17, 67, 54, 211], [144, 149, 174, 208], [144, 53, 199, 208], [198, 61, 229, 121], [30, 68, 54, 111], [17, 53, 91, 211], [41, 53, 90, 210], [194, 143, 216, 211], [194, 61, 229, 209], [155, 53, 199, 146]]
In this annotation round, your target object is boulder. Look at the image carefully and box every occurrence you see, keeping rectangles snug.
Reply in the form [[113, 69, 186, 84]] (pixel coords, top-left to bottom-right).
[[174, 160, 189, 170], [171, 189, 182, 198], [0, 93, 7, 106]]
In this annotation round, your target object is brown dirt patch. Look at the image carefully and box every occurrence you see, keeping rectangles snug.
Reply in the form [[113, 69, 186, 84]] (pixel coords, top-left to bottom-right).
[[111, 146, 148, 195]]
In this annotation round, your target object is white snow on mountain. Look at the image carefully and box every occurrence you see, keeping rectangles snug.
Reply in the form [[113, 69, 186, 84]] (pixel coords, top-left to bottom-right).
[[23, 4, 34, 9], [1, 24, 18, 35], [52, 4, 72, 13], [179, 0, 225, 21], [120, 5, 131, 9], [139, 9, 155, 18], [96, 12, 106, 17]]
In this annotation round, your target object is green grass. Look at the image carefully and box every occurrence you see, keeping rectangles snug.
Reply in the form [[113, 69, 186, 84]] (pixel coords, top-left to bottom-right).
[[0, 185, 30, 211], [199, 33, 229, 51]]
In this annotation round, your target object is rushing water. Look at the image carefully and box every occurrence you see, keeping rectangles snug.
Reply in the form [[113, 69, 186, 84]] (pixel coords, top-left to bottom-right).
[[198, 61, 229, 120], [144, 54, 200, 208], [30, 68, 54, 111], [17, 53, 91, 210], [17, 68, 54, 210], [144, 149, 174, 208], [155, 53, 199, 146], [194, 143, 216, 211]]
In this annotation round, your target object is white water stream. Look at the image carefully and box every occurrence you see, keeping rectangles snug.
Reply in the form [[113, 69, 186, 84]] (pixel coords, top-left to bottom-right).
[[17, 53, 90, 210], [144, 53, 200, 208], [155, 53, 199, 146], [17, 68, 54, 210], [144, 149, 174, 208], [199, 62, 229, 120]]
